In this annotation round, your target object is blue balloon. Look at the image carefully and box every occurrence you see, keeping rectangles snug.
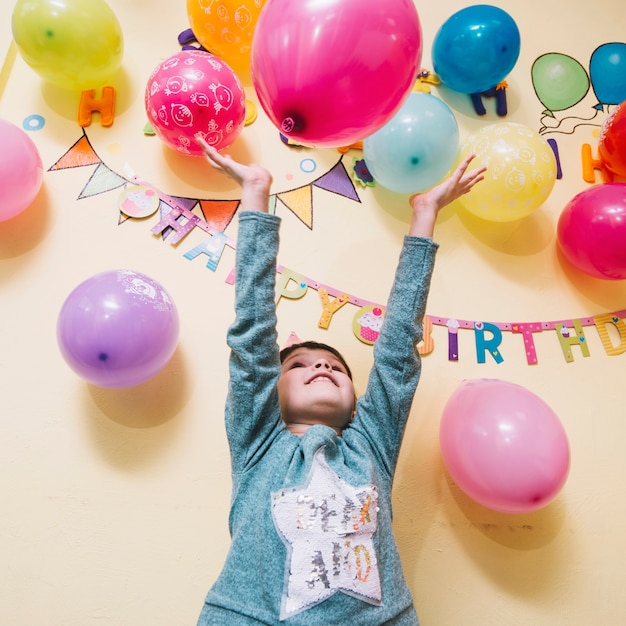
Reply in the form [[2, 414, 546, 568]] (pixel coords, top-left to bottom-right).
[[363, 92, 459, 193], [432, 5, 520, 94], [590, 42, 626, 107]]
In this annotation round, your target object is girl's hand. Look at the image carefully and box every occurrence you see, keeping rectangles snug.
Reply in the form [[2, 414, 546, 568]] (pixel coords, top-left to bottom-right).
[[195, 134, 273, 194], [410, 154, 486, 213], [407, 155, 486, 238]]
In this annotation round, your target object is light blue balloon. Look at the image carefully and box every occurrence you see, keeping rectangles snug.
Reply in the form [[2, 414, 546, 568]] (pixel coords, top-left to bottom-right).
[[363, 92, 459, 193], [432, 4, 520, 94]]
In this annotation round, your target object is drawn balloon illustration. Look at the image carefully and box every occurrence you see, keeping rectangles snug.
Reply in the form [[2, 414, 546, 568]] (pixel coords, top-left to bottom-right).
[[589, 42, 626, 109], [531, 53, 590, 116]]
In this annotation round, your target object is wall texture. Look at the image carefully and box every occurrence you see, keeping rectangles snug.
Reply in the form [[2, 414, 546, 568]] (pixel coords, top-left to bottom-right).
[[1, 0, 625, 624]]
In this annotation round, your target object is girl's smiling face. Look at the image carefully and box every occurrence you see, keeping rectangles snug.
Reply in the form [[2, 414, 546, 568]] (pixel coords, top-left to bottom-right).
[[277, 347, 356, 434]]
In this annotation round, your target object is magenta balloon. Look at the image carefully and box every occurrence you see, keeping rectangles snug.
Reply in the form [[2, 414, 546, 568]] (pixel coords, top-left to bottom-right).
[[57, 270, 180, 388], [145, 50, 246, 156], [251, 0, 422, 148], [0, 118, 43, 221], [440, 379, 570, 514], [557, 183, 626, 280]]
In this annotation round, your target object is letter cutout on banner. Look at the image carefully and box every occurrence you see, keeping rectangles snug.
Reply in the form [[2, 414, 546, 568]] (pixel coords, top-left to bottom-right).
[[511, 322, 543, 365], [594, 314, 626, 356], [151, 206, 200, 244], [446, 319, 460, 361], [474, 322, 504, 364], [556, 320, 590, 362], [318, 288, 350, 329], [276, 269, 308, 303], [184, 232, 229, 271], [417, 315, 434, 356]]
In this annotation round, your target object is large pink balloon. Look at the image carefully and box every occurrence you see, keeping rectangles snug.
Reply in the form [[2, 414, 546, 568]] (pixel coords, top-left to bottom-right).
[[251, 0, 422, 148], [440, 379, 570, 514], [0, 118, 43, 221], [557, 183, 626, 280], [57, 270, 179, 388]]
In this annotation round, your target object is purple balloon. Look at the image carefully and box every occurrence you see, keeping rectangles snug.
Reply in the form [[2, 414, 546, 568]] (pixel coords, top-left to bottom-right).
[[57, 270, 179, 388]]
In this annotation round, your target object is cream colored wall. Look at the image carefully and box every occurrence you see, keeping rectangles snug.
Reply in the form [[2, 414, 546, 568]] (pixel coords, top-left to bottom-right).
[[1, 0, 625, 624]]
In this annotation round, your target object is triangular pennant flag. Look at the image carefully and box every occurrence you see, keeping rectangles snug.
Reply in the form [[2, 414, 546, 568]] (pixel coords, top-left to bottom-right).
[[78, 163, 128, 198], [166, 196, 199, 212], [312, 159, 360, 202], [49, 133, 102, 171], [277, 186, 313, 229], [198, 199, 240, 232]]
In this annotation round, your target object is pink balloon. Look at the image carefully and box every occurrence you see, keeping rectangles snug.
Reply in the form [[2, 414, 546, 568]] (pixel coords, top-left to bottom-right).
[[440, 379, 570, 514], [57, 270, 179, 388], [251, 0, 422, 148], [145, 50, 245, 156], [557, 183, 626, 280], [0, 118, 43, 221]]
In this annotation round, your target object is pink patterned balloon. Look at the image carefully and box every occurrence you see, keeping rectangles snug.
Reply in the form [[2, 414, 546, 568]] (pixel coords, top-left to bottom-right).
[[57, 270, 180, 388], [440, 379, 570, 514], [145, 50, 245, 156]]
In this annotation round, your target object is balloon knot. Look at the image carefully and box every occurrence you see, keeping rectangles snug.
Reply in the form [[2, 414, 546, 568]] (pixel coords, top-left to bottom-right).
[[281, 117, 296, 133]]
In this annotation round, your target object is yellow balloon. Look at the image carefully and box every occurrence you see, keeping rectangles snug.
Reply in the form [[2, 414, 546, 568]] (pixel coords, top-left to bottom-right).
[[12, 0, 124, 91], [458, 122, 557, 222], [187, 0, 266, 84]]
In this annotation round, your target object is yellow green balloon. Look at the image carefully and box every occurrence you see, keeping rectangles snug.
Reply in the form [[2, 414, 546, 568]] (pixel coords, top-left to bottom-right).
[[458, 122, 557, 222], [12, 0, 124, 91]]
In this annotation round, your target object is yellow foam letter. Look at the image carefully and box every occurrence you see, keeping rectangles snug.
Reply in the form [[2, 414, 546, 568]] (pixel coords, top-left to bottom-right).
[[317, 288, 350, 329], [594, 313, 626, 356]]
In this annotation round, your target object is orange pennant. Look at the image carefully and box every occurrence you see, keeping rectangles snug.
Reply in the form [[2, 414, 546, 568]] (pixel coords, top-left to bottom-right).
[[198, 199, 240, 232], [48, 134, 101, 171]]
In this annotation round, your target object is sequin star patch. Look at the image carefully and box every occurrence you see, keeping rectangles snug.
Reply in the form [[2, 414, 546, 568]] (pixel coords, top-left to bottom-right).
[[272, 447, 381, 619]]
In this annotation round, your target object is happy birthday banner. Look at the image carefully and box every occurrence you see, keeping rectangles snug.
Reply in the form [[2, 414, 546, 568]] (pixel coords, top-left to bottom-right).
[[50, 134, 626, 366], [129, 188, 626, 367]]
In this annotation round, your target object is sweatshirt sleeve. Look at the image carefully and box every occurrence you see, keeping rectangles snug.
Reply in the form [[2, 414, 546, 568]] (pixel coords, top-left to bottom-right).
[[349, 236, 438, 477], [224, 211, 284, 473]]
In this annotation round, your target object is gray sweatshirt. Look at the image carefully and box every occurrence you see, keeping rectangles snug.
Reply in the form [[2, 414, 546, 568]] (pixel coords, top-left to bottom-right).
[[198, 211, 437, 625]]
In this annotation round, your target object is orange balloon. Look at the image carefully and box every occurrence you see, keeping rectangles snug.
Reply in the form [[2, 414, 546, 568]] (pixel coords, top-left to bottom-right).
[[186, 0, 266, 83]]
